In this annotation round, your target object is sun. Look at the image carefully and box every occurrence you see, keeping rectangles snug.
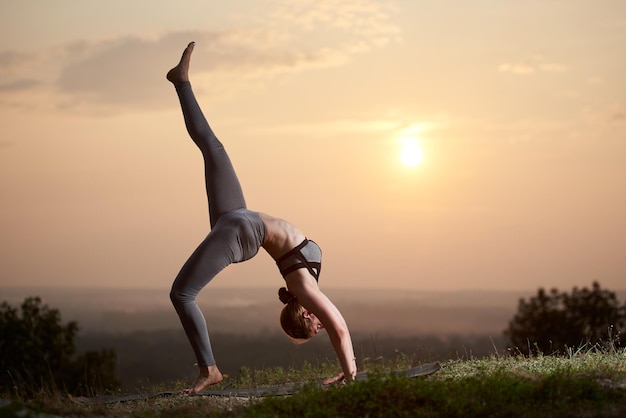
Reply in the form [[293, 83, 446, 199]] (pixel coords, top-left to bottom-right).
[[399, 139, 424, 167]]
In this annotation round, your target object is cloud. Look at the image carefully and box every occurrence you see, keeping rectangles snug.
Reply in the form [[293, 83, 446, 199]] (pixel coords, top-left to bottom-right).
[[270, 0, 401, 49], [0, 78, 41, 92], [498, 63, 535, 75], [0, 51, 45, 96], [0, 51, 35, 74], [609, 109, 626, 123], [0, 0, 400, 114], [498, 55, 567, 75], [0, 140, 17, 149], [586, 104, 626, 127], [538, 63, 567, 72], [241, 112, 444, 143]]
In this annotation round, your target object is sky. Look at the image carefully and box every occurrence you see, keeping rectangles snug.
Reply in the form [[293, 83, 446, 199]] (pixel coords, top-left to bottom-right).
[[1, 0, 625, 293]]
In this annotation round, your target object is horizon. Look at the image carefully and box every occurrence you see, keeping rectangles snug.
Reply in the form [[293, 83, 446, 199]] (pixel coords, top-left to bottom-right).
[[3, 285, 625, 337], [3, 281, 624, 294]]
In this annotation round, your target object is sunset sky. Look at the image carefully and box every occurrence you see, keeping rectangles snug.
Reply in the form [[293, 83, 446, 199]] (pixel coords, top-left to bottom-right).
[[1, 0, 625, 293]]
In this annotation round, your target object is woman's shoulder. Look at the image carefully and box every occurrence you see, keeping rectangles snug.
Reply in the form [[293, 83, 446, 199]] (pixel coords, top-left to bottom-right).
[[285, 272, 322, 300]]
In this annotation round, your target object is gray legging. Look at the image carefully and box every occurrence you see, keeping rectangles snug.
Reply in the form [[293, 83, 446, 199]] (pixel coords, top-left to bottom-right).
[[169, 81, 265, 366]]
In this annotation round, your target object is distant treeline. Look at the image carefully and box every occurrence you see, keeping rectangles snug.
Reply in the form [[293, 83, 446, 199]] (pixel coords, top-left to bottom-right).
[[76, 330, 506, 390]]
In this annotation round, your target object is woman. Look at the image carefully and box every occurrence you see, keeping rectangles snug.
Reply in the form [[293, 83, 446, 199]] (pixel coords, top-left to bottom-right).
[[167, 42, 357, 394]]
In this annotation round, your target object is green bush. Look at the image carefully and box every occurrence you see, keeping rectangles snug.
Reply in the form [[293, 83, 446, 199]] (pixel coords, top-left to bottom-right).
[[0, 296, 120, 397], [504, 282, 625, 355]]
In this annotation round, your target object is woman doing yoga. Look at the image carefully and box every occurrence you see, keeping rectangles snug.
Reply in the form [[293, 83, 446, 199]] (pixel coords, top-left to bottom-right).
[[167, 42, 357, 394]]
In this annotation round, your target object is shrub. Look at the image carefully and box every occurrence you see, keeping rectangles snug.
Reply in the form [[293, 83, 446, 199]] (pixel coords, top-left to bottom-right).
[[0, 296, 120, 397], [504, 281, 625, 355]]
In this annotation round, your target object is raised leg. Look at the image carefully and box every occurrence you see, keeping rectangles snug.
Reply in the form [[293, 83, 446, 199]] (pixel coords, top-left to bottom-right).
[[167, 42, 247, 228]]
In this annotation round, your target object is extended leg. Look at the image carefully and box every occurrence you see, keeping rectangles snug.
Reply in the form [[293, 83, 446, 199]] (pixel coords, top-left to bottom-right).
[[168, 42, 246, 228]]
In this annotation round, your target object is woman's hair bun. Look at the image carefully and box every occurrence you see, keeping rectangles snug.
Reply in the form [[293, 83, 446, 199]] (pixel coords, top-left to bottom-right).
[[278, 287, 295, 305]]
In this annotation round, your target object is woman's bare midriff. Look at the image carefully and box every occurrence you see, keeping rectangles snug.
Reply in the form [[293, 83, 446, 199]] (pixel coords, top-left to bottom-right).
[[259, 212, 306, 260]]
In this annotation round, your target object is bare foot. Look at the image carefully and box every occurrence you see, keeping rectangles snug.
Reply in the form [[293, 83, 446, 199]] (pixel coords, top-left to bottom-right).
[[166, 42, 195, 84], [183, 364, 223, 395]]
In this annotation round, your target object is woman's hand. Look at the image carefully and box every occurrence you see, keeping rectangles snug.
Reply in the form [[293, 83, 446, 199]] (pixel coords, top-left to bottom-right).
[[323, 373, 346, 385]]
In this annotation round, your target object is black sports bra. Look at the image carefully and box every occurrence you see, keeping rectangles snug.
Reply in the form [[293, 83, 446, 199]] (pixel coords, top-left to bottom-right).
[[275, 239, 322, 281]]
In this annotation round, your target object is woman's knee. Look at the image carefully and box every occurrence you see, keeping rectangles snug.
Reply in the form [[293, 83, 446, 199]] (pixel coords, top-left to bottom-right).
[[170, 284, 197, 307]]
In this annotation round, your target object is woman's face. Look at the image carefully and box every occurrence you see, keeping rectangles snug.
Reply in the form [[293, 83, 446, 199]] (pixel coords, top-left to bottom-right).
[[305, 312, 325, 337]]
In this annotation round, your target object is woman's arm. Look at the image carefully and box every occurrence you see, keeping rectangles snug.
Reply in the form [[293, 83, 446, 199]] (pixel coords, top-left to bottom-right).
[[285, 274, 357, 381]]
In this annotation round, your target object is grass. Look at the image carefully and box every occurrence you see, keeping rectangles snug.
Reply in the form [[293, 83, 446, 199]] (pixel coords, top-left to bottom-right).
[[2, 349, 625, 417]]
